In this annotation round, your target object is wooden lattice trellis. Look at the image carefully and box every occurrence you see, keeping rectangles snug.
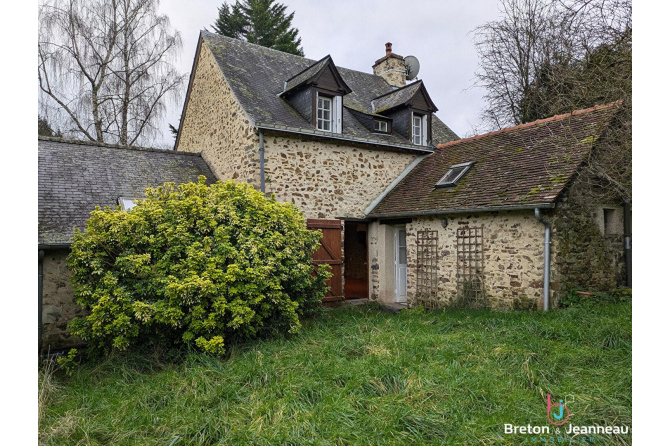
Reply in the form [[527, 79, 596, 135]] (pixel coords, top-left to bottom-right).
[[456, 226, 486, 308], [413, 229, 439, 309]]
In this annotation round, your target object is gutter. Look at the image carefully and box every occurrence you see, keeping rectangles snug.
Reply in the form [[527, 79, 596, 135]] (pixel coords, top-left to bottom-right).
[[256, 123, 434, 154], [534, 208, 551, 311], [623, 202, 632, 287], [364, 155, 427, 215], [259, 129, 266, 193], [38, 250, 44, 355], [38, 243, 72, 250], [368, 203, 555, 219]]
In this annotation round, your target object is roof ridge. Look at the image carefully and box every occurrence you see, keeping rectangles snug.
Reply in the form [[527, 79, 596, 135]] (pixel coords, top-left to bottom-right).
[[38, 136, 203, 157], [201, 30, 398, 85], [201, 29, 316, 63], [371, 80, 422, 101], [436, 100, 623, 149]]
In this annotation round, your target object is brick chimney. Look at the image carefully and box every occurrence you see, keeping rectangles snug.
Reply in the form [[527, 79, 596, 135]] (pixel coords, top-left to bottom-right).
[[372, 42, 406, 88]]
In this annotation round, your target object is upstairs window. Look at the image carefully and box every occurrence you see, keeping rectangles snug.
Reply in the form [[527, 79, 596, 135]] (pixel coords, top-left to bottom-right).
[[412, 112, 428, 145], [317, 95, 332, 131], [435, 162, 473, 187], [316, 92, 342, 133], [374, 120, 388, 133]]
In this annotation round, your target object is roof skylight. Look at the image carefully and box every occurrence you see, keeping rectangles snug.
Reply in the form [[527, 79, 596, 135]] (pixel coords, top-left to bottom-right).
[[435, 162, 473, 187]]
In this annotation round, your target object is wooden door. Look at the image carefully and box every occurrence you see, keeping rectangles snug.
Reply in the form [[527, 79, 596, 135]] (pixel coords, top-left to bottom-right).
[[307, 219, 343, 302]]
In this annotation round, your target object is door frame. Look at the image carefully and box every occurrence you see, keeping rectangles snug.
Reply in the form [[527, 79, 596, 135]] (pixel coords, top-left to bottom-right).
[[394, 225, 407, 303]]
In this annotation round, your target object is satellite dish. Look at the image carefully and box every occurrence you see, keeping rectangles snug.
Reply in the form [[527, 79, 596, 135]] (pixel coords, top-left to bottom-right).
[[404, 55, 420, 80]]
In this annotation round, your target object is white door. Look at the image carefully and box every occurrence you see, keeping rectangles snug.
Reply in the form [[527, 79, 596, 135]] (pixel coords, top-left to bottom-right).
[[395, 227, 407, 303]]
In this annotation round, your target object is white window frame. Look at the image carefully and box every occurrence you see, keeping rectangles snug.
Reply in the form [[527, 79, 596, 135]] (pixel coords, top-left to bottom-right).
[[316, 93, 342, 133], [374, 120, 388, 133], [435, 162, 473, 187], [118, 197, 139, 210], [316, 94, 333, 132], [412, 112, 427, 145]]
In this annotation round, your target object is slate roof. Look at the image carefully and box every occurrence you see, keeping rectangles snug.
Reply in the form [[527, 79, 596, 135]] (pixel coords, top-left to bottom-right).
[[38, 137, 216, 246], [368, 102, 621, 217], [283, 55, 337, 93], [196, 31, 458, 149], [371, 81, 431, 114]]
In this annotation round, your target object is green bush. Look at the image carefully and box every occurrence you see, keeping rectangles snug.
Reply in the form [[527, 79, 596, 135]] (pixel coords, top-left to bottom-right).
[[67, 178, 330, 357]]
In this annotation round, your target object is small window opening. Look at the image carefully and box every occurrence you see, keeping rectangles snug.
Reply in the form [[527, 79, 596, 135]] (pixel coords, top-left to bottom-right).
[[603, 208, 617, 235], [317, 95, 333, 132], [118, 197, 138, 210], [435, 162, 473, 187], [374, 120, 388, 133], [412, 114, 423, 145]]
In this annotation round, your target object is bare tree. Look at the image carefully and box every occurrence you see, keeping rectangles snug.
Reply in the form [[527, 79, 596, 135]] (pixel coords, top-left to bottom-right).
[[38, 0, 186, 147], [473, 0, 631, 204], [473, 0, 630, 128]]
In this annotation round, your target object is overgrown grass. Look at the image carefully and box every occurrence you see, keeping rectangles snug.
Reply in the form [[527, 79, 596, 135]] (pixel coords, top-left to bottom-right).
[[39, 302, 631, 445]]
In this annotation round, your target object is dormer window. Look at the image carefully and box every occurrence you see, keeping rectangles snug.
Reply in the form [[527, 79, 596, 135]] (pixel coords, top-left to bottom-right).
[[315, 92, 342, 133], [317, 95, 332, 131], [281, 55, 349, 135], [374, 120, 388, 133], [412, 113, 427, 145], [435, 162, 473, 187]]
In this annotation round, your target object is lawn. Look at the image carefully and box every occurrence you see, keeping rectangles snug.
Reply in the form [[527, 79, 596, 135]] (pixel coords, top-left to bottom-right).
[[39, 302, 632, 445]]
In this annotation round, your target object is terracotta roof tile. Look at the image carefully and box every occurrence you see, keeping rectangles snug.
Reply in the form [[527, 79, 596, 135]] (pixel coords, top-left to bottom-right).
[[368, 101, 622, 217]]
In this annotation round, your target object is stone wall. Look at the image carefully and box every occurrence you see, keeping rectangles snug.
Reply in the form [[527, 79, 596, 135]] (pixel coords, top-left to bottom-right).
[[408, 212, 556, 309], [177, 43, 259, 186], [368, 212, 559, 310], [552, 174, 627, 295], [263, 132, 418, 219], [41, 249, 85, 350]]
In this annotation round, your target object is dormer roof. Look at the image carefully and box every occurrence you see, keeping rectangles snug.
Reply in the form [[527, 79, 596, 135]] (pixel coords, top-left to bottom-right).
[[371, 80, 438, 114], [282, 55, 352, 95]]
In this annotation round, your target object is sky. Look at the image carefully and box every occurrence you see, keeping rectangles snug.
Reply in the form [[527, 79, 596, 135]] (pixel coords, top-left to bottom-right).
[[156, 0, 504, 147]]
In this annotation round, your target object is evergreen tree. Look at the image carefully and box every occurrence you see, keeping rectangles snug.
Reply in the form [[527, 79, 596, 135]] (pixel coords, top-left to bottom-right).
[[213, 0, 304, 56], [38, 116, 62, 138]]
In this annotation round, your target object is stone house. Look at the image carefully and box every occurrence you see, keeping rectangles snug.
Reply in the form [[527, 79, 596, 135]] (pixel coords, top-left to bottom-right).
[[176, 31, 459, 301], [175, 32, 630, 309], [37, 32, 630, 349], [366, 103, 629, 309]]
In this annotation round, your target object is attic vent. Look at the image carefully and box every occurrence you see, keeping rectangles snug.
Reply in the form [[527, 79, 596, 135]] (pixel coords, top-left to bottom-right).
[[435, 162, 473, 188]]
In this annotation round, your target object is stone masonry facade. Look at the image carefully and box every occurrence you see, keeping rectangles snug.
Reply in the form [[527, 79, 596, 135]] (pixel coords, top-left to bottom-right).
[[178, 45, 260, 187], [406, 213, 557, 310], [263, 132, 418, 220], [552, 173, 626, 296], [368, 212, 558, 310], [42, 249, 86, 349]]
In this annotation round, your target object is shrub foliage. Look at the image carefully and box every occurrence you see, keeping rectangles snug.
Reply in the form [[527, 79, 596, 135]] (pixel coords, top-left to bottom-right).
[[67, 178, 329, 357]]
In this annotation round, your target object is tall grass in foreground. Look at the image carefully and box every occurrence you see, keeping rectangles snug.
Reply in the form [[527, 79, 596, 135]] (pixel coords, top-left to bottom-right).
[[39, 302, 631, 445]]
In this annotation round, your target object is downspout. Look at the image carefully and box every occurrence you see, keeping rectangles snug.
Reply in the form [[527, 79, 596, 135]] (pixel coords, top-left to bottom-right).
[[38, 250, 45, 355], [534, 209, 551, 311], [623, 202, 632, 287], [259, 129, 266, 193]]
